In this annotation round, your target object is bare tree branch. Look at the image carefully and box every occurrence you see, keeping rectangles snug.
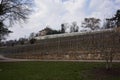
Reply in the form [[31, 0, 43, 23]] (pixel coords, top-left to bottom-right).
[[0, 0, 33, 41]]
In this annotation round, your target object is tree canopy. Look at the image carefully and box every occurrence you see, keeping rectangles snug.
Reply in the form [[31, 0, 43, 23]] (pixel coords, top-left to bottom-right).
[[106, 9, 120, 28], [82, 17, 101, 30]]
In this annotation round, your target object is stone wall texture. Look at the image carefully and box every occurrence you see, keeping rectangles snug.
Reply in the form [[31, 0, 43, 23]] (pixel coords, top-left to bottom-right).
[[1, 29, 120, 60]]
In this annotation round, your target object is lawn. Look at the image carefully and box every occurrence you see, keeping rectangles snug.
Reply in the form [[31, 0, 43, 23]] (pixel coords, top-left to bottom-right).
[[0, 62, 120, 80]]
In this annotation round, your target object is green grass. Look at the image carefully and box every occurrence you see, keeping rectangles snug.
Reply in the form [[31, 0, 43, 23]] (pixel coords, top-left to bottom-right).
[[0, 62, 120, 80]]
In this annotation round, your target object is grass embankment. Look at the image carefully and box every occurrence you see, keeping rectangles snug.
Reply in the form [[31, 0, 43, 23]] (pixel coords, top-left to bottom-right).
[[0, 62, 120, 80]]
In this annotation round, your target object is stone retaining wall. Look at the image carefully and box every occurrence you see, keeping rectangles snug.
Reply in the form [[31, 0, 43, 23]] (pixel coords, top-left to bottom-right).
[[1, 29, 120, 60]]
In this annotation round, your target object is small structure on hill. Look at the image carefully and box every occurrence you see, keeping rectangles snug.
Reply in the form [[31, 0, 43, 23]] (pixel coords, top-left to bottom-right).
[[38, 27, 53, 36]]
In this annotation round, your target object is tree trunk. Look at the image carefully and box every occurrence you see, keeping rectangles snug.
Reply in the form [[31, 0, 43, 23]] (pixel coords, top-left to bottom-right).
[[105, 51, 113, 70]]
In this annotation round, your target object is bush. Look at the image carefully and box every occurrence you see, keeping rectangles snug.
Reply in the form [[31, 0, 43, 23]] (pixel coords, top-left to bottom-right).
[[29, 38, 36, 44]]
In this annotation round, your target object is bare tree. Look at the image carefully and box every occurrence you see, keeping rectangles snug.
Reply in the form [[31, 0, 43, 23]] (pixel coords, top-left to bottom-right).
[[29, 32, 35, 40], [82, 17, 100, 30], [101, 32, 117, 70], [70, 21, 79, 32], [61, 23, 68, 33], [0, 0, 33, 41], [0, 22, 12, 41], [103, 19, 115, 29], [103, 48, 114, 70]]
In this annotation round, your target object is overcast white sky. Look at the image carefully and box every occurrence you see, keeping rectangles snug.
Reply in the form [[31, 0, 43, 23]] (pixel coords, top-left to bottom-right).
[[7, 0, 120, 40]]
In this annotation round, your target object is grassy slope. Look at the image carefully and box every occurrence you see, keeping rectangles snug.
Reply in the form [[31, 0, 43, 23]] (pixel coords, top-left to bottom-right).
[[0, 62, 120, 80]]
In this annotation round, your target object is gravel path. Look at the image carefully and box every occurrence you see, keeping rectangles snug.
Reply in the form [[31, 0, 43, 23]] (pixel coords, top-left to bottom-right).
[[0, 55, 120, 62]]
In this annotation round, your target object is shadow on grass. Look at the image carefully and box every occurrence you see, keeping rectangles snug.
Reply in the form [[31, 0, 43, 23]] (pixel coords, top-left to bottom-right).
[[93, 67, 120, 76], [87, 67, 120, 80]]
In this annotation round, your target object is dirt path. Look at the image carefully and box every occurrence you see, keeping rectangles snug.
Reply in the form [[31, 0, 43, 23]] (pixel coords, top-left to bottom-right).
[[0, 55, 120, 62]]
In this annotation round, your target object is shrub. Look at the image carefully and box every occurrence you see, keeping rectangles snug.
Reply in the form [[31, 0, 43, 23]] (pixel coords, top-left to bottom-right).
[[29, 38, 36, 44]]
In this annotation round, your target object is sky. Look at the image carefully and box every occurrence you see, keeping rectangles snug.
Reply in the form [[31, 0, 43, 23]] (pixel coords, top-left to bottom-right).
[[7, 0, 120, 40]]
